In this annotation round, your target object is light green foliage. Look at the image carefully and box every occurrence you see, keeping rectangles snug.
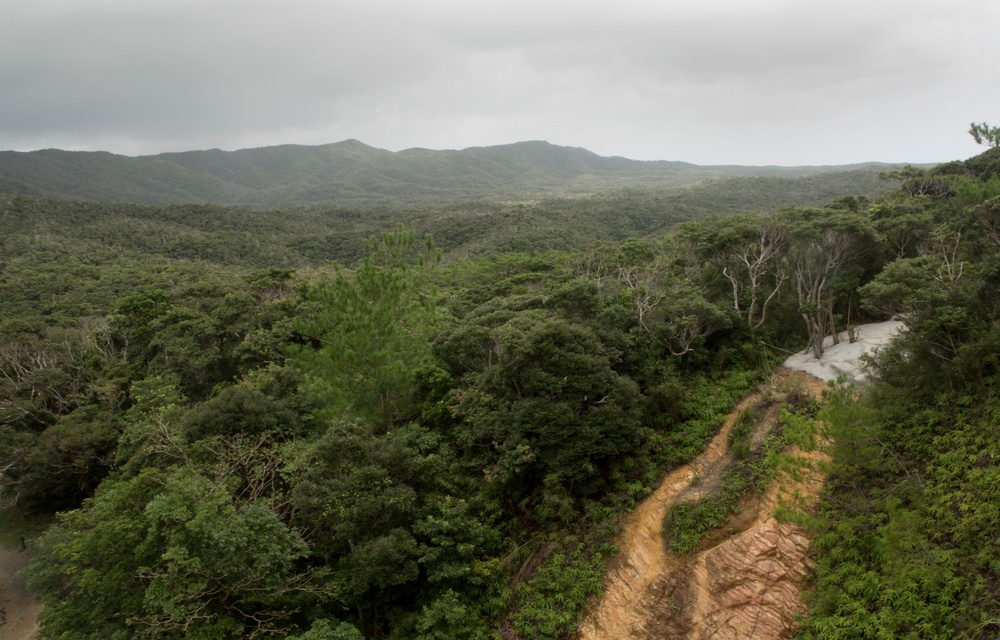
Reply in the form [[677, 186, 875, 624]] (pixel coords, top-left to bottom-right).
[[663, 401, 792, 554], [798, 146, 1000, 635], [111, 374, 187, 476], [801, 252, 1000, 639], [512, 540, 605, 640], [797, 384, 996, 639], [413, 496, 500, 586], [293, 229, 439, 428], [652, 366, 769, 468], [26, 471, 161, 639], [411, 589, 495, 640], [138, 467, 311, 637], [289, 619, 365, 640]]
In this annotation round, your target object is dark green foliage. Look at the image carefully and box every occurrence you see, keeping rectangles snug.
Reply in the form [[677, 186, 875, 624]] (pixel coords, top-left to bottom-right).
[[437, 293, 644, 504], [15, 405, 120, 512], [969, 122, 1000, 148], [181, 377, 305, 441], [781, 206, 880, 358], [963, 146, 1000, 181], [289, 418, 502, 634], [11, 137, 1000, 640]]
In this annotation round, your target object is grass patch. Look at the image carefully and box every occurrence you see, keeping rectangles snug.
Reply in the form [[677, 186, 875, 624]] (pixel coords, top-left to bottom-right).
[[662, 407, 795, 554], [728, 403, 765, 460]]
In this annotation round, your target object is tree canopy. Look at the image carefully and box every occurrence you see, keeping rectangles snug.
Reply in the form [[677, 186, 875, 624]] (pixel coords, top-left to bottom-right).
[[3, 143, 1000, 639]]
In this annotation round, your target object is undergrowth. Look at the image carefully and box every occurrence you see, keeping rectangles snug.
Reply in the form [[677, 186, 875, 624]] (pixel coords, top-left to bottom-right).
[[662, 400, 814, 554], [506, 362, 771, 639], [795, 383, 1000, 639], [652, 366, 772, 470], [502, 498, 622, 640]]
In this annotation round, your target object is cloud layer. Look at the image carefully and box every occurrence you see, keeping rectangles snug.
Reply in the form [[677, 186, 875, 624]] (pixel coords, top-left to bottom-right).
[[3, 0, 998, 164]]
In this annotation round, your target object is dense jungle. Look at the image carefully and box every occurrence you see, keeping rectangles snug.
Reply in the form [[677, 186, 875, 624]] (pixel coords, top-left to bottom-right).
[[1, 139, 999, 639]]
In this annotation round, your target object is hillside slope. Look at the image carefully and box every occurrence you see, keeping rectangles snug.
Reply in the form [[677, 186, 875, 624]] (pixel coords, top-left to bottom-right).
[[0, 140, 901, 208]]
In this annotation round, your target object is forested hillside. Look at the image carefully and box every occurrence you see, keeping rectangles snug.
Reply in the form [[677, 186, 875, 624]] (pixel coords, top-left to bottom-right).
[[1, 145, 998, 639], [0, 140, 900, 208], [0, 159, 896, 273]]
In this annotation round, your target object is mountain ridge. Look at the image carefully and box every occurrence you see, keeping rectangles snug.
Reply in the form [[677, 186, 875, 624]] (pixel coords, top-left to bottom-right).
[[0, 139, 905, 209]]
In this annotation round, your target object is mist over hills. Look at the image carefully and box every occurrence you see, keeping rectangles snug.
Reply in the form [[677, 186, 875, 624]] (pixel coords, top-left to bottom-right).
[[0, 139, 902, 209]]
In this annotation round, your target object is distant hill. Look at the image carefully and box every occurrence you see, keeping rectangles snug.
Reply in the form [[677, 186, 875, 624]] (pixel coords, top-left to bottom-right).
[[0, 140, 904, 209]]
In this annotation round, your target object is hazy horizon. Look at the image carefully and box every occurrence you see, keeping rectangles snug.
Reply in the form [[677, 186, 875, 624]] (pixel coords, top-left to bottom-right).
[[1, 137, 938, 168], [3, 0, 998, 166]]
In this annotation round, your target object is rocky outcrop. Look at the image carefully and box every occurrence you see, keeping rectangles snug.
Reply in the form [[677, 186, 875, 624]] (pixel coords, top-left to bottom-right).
[[783, 320, 904, 383]]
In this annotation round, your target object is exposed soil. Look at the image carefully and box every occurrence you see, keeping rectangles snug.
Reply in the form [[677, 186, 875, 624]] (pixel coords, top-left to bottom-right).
[[577, 367, 828, 640], [0, 370, 830, 640], [0, 542, 40, 640]]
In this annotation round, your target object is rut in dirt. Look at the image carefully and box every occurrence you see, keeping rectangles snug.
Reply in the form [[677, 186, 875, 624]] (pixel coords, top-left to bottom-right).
[[577, 367, 828, 640]]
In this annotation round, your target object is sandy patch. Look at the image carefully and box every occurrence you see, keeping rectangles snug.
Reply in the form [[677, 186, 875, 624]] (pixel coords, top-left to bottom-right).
[[783, 320, 905, 383]]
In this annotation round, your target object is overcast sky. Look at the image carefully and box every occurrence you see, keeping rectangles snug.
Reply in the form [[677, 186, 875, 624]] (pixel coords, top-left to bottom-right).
[[2, 0, 998, 165]]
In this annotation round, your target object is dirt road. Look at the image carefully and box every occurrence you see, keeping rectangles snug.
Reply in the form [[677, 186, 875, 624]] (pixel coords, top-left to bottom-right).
[[577, 368, 828, 640], [0, 542, 40, 640]]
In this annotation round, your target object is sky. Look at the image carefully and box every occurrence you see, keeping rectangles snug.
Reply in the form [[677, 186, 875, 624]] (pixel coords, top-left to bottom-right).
[[2, 0, 999, 166]]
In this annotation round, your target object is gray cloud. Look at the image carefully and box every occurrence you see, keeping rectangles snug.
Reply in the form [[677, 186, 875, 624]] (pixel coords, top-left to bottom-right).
[[2, 0, 998, 164]]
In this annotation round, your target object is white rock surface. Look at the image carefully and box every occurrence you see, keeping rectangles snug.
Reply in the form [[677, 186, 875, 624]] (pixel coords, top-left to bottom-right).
[[783, 320, 905, 383]]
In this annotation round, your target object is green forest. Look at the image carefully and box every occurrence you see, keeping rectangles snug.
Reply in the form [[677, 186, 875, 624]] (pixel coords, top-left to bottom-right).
[[0, 140, 899, 209], [1, 142, 999, 639]]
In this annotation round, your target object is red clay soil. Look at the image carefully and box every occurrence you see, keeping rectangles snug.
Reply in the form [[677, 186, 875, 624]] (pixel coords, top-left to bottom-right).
[[577, 368, 829, 640]]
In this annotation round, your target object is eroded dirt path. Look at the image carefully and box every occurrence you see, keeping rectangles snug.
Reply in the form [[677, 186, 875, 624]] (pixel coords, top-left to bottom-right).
[[578, 368, 828, 640], [0, 542, 41, 640]]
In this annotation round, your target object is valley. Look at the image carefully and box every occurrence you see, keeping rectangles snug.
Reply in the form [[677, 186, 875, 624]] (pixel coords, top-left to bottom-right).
[[1, 140, 998, 639]]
